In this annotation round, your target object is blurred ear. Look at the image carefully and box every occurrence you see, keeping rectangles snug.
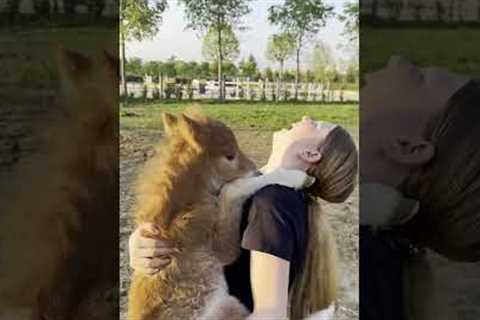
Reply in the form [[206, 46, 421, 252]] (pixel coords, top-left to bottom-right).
[[162, 113, 178, 136], [300, 148, 322, 164], [383, 136, 435, 166], [183, 105, 207, 123], [102, 49, 119, 82], [56, 47, 92, 86], [178, 114, 207, 151]]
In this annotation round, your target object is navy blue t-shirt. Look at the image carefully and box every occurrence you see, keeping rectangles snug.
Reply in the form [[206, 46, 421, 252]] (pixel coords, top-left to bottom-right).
[[223, 185, 309, 312]]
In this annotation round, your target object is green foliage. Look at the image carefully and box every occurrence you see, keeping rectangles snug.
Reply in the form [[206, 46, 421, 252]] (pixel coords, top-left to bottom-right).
[[338, 2, 359, 42], [268, 0, 334, 46], [239, 55, 258, 79], [161, 57, 177, 77], [264, 67, 275, 81], [120, 0, 168, 41], [310, 40, 335, 81], [143, 61, 162, 77], [179, 0, 252, 32], [266, 33, 296, 68], [126, 57, 143, 76], [202, 25, 240, 62], [210, 61, 239, 78]]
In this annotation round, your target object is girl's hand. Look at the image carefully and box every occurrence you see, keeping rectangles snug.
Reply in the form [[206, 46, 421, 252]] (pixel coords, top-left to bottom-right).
[[128, 223, 175, 275]]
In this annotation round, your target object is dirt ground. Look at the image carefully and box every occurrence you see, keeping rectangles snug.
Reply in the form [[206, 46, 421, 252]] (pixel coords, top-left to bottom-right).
[[119, 128, 359, 320]]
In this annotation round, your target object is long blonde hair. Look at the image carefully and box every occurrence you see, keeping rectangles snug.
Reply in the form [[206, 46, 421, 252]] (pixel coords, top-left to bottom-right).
[[289, 126, 358, 319]]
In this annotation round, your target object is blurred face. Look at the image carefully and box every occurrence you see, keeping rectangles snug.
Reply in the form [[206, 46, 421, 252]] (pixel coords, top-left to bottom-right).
[[361, 56, 470, 187], [264, 116, 336, 172]]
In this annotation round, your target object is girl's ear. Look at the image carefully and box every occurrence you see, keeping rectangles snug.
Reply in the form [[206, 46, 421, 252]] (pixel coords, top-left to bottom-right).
[[300, 148, 322, 164], [162, 113, 178, 136], [383, 135, 435, 166]]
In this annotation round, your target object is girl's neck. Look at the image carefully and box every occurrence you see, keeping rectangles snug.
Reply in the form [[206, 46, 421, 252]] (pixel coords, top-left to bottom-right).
[[261, 155, 309, 174]]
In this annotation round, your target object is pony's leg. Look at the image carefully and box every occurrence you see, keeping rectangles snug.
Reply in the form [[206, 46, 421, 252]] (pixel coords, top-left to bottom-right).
[[200, 290, 249, 320]]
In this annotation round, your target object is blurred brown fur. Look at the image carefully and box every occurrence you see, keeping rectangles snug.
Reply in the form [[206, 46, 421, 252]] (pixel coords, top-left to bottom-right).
[[0, 48, 118, 319]]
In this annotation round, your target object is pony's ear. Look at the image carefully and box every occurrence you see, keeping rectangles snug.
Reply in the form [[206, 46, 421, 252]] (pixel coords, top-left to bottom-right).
[[178, 114, 207, 151], [56, 47, 92, 85], [56, 47, 93, 115], [162, 113, 178, 136], [183, 105, 207, 123], [102, 49, 119, 82]]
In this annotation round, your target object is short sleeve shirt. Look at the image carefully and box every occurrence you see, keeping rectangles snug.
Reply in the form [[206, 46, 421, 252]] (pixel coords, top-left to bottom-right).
[[224, 185, 309, 312]]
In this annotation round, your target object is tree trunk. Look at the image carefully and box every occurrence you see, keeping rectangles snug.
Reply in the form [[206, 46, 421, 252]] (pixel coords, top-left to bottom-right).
[[217, 26, 224, 102], [120, 32, 128, 98], [295, 47, 300, 101], [277, 60, 284, 103], [160, 72, 164, 100]]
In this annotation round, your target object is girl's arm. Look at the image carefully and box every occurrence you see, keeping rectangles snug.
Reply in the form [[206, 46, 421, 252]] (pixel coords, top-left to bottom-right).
[[247, 250, 290, 320]]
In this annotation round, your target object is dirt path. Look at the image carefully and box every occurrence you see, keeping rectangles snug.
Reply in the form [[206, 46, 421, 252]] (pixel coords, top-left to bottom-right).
[[119, 128, 359, 320]]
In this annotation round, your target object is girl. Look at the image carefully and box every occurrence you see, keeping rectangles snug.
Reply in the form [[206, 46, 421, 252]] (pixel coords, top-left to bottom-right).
[[129, 116, 358, 319]]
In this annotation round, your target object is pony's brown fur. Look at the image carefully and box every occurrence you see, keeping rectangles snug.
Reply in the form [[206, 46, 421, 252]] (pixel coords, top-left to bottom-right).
[[128, 111, 255, 320], [0, 48, 118, 319]]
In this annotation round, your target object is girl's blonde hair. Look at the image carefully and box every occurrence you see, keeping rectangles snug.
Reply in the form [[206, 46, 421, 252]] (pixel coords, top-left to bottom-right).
[[289, 126, 358, 319]]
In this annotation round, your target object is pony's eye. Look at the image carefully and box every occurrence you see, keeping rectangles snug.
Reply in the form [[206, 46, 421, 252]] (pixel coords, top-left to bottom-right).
[[225, 154, 236, 161]]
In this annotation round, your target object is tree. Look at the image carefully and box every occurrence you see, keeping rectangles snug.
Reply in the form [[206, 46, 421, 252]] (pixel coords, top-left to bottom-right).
[[266, 33, 295, 101], [264, 67, 275, 81], [161, 56, 177, 78], [143, 61, 162, 77], [198, 62, 211, 79], [202, 25, 240, 64], [179, 0, 252, 101], [338, 2, 359, 42], [310, 40, 335, 82], [239, 55, 258, 79], [125, 57, 143, 77], [269, 0, 334, 100], [120, 0, 168, 96]]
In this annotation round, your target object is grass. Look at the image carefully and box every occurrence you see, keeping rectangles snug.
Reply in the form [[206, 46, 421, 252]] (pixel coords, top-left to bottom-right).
[[120, 101, 358, 132], [361, 26, 480, 76], [0, 27, 116, 53]]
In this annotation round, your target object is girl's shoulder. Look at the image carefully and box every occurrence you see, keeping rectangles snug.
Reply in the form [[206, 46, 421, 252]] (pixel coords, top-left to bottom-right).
[[252, 184, 306, 206], [248, 185, 308, 221]]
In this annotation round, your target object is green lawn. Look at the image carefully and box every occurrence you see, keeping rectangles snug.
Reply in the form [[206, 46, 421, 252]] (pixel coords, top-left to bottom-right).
[[0, 27, 116, 53], [120, 102, 358, 132], [361, 27, 480, 76]]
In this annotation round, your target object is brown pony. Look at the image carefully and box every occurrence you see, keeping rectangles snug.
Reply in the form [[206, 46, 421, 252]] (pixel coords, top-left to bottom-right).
[[0, 48, 118, 319], [127, 111, 309, 320]]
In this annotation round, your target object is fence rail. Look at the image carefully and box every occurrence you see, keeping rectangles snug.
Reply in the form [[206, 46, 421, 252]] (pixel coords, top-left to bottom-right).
[[122, 78, 359, 103]]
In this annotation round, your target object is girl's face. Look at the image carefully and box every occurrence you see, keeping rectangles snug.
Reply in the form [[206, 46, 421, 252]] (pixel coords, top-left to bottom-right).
[[266, 117, 335, 170]]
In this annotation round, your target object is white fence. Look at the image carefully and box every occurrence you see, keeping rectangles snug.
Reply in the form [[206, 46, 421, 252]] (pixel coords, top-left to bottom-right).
[[122, 78, 359, 103]]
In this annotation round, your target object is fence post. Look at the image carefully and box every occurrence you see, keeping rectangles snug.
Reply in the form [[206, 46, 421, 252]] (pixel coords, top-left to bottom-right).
[[235, 78, 240, 100], [160, 73, 164, 100]]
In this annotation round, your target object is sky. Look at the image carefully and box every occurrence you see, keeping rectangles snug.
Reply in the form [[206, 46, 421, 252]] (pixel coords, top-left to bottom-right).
[[126, 0, 355, 70]]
